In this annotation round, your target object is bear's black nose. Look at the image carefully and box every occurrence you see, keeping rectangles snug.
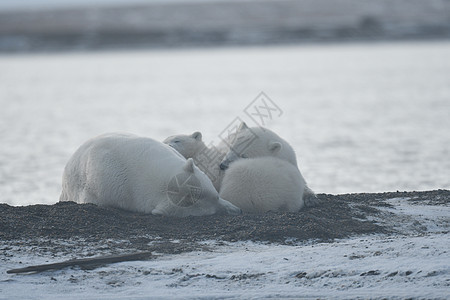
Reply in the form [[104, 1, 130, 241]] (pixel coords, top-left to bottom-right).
[[219, 163, 228, 170]]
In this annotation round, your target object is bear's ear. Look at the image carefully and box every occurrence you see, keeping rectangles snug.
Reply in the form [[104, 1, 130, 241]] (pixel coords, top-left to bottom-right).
[[191, 131, 202, 141], [183, 158, 195, 173], [238, 122, 248, 131], [268, 141, 282, 154]]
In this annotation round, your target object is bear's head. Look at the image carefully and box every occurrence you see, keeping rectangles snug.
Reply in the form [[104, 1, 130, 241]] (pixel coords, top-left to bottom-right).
[[152, 158, 242, 217], [219, 122, 297, 170], [163, 131, 205, 159]]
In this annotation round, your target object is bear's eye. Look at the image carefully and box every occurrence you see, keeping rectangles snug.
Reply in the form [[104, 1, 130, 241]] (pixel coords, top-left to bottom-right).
[[174, 140, 180, 143], [241, 154, 248, 158]]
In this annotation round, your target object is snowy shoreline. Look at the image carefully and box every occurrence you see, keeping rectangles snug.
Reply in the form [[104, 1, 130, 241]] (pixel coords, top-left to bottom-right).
[[1, 190, 449, 298]]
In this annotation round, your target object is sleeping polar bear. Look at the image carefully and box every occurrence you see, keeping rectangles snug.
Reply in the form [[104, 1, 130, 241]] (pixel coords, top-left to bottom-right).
[[60, 133, 241, 217]]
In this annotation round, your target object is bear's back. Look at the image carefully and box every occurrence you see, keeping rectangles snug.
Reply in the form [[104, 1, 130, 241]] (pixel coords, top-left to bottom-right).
[[220, 156, 305, 213], [61, 133, 185, 210]]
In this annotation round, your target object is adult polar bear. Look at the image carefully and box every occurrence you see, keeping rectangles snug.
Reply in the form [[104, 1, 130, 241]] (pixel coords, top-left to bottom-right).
[[60, 133, 241, 217]]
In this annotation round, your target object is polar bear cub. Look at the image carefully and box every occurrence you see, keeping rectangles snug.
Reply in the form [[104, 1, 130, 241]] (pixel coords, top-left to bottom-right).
[[219, 122, 317, 206], [219, 157, 306, 213], [219, 122, 298, 170], [163, 132, 207, 160], [163, 131, 230, 191], [60, 133, 241, 217]]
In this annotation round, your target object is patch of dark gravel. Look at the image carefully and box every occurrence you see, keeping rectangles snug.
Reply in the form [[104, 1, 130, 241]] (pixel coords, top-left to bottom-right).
[[335, 189, 450, 206], [1, 190, 448, 254]]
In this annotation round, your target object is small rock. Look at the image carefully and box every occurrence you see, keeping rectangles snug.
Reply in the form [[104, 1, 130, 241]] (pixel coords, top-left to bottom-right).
[[360, 270, 380, 276], [295, 272, 307, 279], [387, 271, 398, 277]]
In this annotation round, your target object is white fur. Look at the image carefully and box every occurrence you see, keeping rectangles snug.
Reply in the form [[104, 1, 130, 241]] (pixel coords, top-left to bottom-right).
[[163, 132, 229, 191], [219, 157, 306, 213], [220, 122, 317, 206], [219, 122, 298, 169], [60, 133, 241, 217], [163, 132, 206, 160]]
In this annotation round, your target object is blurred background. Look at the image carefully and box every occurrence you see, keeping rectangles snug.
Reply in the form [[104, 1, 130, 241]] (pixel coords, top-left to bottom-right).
[[1, 0, 450, 51], [1, 0, 449, 205]]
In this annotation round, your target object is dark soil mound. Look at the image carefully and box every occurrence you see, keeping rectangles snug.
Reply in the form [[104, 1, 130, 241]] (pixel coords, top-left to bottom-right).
[[1, 190, 448, 254]]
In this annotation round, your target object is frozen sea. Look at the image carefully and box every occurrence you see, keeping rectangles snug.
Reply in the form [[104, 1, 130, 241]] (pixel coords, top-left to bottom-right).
[[1, 40, 449, 206]]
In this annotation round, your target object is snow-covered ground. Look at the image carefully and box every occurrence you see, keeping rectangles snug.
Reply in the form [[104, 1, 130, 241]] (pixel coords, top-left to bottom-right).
[[1, 196, 448, 299]]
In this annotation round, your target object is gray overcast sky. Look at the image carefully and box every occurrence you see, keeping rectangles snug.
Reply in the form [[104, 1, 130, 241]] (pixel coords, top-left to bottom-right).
[[0, 0, 257, 11]]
